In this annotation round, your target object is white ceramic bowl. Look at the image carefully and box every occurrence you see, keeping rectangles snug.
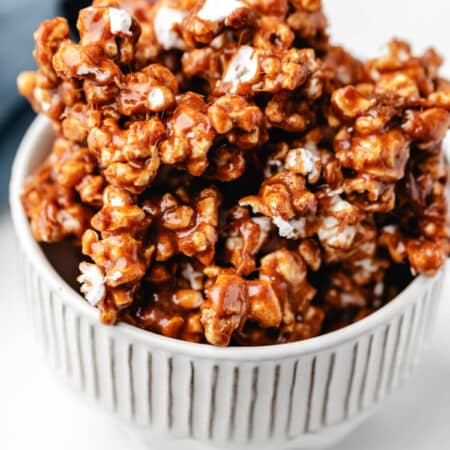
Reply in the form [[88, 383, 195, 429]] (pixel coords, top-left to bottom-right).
[[10, 115, 447, 450]]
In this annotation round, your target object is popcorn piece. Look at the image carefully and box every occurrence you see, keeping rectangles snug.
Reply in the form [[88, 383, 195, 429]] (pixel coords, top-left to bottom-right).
[[208, 95, 268, 149], [285, 146, 321, 183], [21, 163, 92, 243], [182, 0, 256, 46], [77, 5, 141, 65], [201, 272, 247, 346], [219, 47, 319, 96], [78, 262, 106, 306], [53, 41, 121, 85], [154, 6, 188, 50], [222, 46, 260, 95], [160, 92, 215, 176], [317, 217, 356, 250], [181, 262, 204, 290], [118, 64, 178, 116], [272, 216, 306, 239], [197, 0, 247, 22], [246, 279, 282, 328], [109, 8, 133, 35]]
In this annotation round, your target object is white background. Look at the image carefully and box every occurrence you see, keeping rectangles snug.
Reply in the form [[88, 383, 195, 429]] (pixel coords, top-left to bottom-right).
[[1, 1, 450, 449]]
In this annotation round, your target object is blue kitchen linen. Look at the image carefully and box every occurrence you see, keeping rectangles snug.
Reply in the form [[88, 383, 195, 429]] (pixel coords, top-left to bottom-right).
[[0, 0, 56, 208]]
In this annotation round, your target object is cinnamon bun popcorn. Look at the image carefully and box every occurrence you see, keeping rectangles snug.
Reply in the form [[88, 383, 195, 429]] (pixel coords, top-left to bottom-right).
[[19, 0, 449, 346]]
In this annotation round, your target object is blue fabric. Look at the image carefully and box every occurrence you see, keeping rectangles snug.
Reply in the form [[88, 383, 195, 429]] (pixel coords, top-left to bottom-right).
[[0, 109, 35, 210], [0, 0, 57, 208]]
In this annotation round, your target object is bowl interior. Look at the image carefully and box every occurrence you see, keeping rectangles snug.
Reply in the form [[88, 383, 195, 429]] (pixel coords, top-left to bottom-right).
[[41, 241, 81, 291]]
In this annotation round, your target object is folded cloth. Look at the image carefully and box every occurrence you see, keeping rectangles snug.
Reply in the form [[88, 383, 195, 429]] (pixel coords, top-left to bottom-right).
[[0, 0, 56, 206], [0, 109, 35, 208], [0, 0, 56, 131]]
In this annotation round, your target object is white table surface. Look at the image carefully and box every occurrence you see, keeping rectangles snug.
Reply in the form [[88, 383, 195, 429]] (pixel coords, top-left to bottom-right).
[[1, 1, 450, 449]]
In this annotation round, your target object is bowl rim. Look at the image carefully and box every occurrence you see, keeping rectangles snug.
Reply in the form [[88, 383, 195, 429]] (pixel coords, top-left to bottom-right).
[[9, 114, 440, 361]]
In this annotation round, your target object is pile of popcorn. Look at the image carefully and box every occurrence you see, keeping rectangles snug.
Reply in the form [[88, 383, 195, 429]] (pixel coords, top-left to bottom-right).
[[18, 0, 450, 346]]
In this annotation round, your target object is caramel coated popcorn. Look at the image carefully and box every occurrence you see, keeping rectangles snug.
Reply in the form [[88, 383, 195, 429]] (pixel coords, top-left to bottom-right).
[[19, 0, 450, 346]]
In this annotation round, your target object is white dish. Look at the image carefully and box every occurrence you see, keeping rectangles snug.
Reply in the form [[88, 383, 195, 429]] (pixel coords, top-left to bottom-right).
[[9, 115, 448, 449]]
